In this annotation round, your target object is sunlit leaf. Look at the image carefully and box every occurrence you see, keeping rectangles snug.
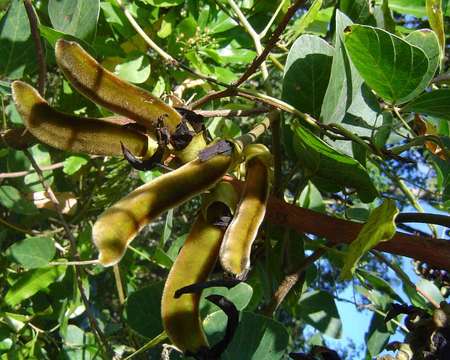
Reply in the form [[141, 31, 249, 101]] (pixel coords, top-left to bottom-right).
[[340, 199, 399, 280]]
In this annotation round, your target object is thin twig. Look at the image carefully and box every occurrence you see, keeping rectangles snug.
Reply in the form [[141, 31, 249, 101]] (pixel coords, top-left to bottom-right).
[[396, 213, 450, 227], [23, 150, 112, 357], [0, 161, 65, 179], [0, 217, 34, 235], [115, 0, 228, 88], [113, 264, 126, 305], [227, 0, 269, 79], [194, 107, 269, 118], [234, 0, 307, 87], [23, 0, 46, 95], [262, 247, 328, 316]]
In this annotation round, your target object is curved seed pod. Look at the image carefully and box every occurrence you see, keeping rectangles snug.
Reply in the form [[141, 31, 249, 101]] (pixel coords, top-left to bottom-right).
[[55, 39, 181, 133], [161, 182, 238, 354], [92, 145, 236, 266], [220, 144, 273, 278], [11, 81, 150, 156]]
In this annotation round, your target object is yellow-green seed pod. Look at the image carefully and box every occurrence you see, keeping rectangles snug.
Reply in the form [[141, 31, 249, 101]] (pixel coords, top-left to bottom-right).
[[92, 151, 235, 266], [219, 144, 272, 278], [161, 182, 238, 354], [55, 39, 181, 133], [11, 81, 150, 156]]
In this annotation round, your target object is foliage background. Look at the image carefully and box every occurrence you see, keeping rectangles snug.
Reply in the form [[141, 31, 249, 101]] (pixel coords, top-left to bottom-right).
[[0, 0, 449, 359]]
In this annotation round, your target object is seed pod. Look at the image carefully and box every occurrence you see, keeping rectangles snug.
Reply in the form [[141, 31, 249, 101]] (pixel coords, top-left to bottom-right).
[[220, 144, 272, 278], [93, 145, 236, 266], [55, 39, 181, 133], [161, 182, 238, 354], [11, 81, 150, 157], [55, 39, 207, 161]]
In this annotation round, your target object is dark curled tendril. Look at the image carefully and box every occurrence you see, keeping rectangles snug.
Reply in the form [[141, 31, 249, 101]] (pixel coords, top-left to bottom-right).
[[199, 140, 233, 162], [170, 119, 194, 151], [121, 142, 165, 171], [187, 295, 239, 360], [175, 107, 205, 133], [174, 279, 241, 299], [121, 118, 171, 171]]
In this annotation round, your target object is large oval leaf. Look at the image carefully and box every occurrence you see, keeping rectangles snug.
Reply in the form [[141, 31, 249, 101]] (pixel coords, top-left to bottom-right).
[[282, 35, 333, 118], [8, 237, 56, 269], [344, 25, 429, 104], [204, 311, 288, 360], [4, 266, 66, 307], [292, 124, 378, 203], [296, 290, 342, 339], [48, 0, 100, 40], [403, 88, 450, 120], [125, 282, 164, 339], [404, 29, 441, 100], [0, 0, 36, 79]]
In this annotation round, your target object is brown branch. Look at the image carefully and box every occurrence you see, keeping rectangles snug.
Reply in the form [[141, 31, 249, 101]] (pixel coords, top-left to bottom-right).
[[23, 150, 112, 357], [265, 196, 450, 271], [23, 0, 46, 95], [396, 212, 450, 227], [234, 0, 307, 87], [194, 107, 270, 118], [226, 179, 450, 271], [263, 247, 328, 316], [190, 88, 237, 109], [0, 161, 66, 179]]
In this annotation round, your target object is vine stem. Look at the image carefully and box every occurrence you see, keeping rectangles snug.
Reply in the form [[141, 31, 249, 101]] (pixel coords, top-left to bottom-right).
[[115, 0, 228, 88], [262, 247, 328, 316], [23, 0, 46, 95], [23, 150, 113, 357], [113, 264, 126, 305]]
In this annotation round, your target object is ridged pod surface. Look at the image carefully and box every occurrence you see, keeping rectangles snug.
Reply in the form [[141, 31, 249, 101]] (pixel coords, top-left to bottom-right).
[[161, 207, 222, 352], [161, 182, 237, 354], [220, 144, 272, 278], [11, 81, 149, 156], [55, 39, 181, 133], [92, 153, 234, 266]]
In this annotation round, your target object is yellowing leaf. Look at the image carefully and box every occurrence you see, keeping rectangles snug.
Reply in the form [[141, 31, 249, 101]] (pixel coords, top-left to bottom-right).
[[339, 199, 399, 280]]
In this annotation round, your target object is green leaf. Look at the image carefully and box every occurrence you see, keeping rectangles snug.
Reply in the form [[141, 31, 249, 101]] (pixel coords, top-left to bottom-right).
[[203, 311, 288, 360], [8, 237, 56, 269], [366, 313, 392, 357], [356, 269, 404, 303], [292, 124, 378, 203], [114, 54, 151, 84], [403, 89, 450, 120], [321, 11, 383, 157], [339, 199, 399, 280], [160, 209, 173, 246], [286, 0, 323, 42], [125, 282, 164, 339], [282, 35, 333, 118], [0, 185, 38, 215], [0, 0, 37, 79], [141, 0, 184, 7], [298, 181, 325, 213], [63, 155, 89, 175], [381, 0, 450, 17], [339, 0, 376, 24], [48, 0, 100, 40], [4, 266, 66, 307], [404, 29, 441, 100], [24, 145, 53, 192], [296, 290, 342, 339], [416, 278, 445, 305], [200, 282, 253, 317], [344, 25, 430, 104], [426, 0, 446, 55]]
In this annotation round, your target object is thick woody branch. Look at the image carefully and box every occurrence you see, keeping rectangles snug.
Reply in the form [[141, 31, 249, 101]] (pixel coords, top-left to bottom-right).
[[265, 196, 450, 271], [226, 179, 450, 271]]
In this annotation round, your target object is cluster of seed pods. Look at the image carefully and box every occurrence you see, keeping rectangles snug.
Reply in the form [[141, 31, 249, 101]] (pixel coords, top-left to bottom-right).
[[12, 40, 273, 358]]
